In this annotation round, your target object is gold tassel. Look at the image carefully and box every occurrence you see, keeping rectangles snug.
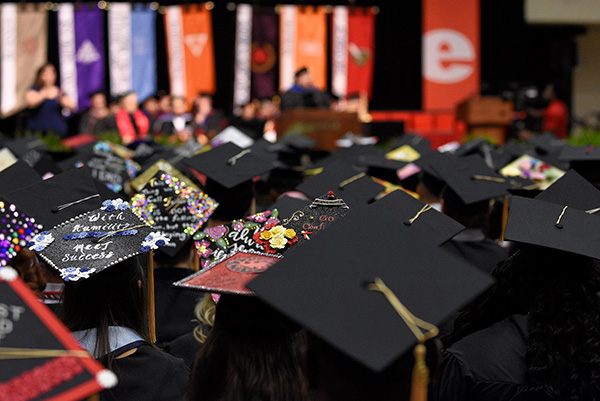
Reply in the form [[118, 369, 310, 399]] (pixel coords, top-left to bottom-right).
[[499, 195, 509, 242], [88, 394, 100, 401], [410, 344, 429, 401], [192, 250, 200, 272], [147, 250, 156, 343]]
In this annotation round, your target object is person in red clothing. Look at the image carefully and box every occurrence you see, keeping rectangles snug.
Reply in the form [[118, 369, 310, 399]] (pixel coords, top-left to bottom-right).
[[115, 92, 150, 145], [541, 83, 569, 139]]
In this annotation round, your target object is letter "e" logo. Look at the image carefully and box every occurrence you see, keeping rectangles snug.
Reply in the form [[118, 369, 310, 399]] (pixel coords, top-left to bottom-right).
[[423, 29, 475, 84]]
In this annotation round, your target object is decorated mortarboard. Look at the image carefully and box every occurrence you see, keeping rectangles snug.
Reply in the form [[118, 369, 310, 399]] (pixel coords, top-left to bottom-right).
[[386, 144, 422, 162], [527, 132, 567, 155], [176, 192, 350, 295], [0, 147, 17, 171], [504, 196, 600, 260], [431, 154, 511, 205], [535, 169, 600, 212], [27, 199, 169, 282], [5, 167, 103, 229], [500, 154, 565, 190], [130, 171, 218, 257], [247, 191, 493, 373], [0, 267, 118, 400], [0, 200, 43, 267], [270, 195, 311, 220], [390, 134, 432, 156], [185, 142, 276, 189], [210, 126, 255, 149], [296, 160, 385, 206], [130, 159, 198, 193], [0, 160, 42, 194]]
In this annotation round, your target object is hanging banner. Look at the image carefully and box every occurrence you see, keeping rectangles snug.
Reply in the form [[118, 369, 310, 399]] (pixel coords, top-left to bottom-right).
[[109, 3, 157, 101], [1, 4, 48, 117], [331, 6, 348, 98], [279, 5, 327, 91], [347, 9, 375, 98], [131, 4, 157, 102], [58, 4, 104, 111], [233, 3, 253, 113], [251, 8, 278, 99], [422, 0, 480, 110], [165, 4, 216, 105]]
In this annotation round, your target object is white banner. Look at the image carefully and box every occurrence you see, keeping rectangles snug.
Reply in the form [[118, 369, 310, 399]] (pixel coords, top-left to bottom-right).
[[165, 6, 186, 97], [233, 4, 253, 115], [108, 3, 132, 96], [57, 3, 78, 108], [1, 4, 17, 116], [331, 6, 349, 98], [279, 5, 297, 92]]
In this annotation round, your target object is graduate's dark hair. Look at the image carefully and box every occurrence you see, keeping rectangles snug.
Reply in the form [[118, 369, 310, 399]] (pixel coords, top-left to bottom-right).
[[444, 245, 600, 400], [34, 63, 56, 88], [57, 257, 150, 368], [186, 295, 310, 401]]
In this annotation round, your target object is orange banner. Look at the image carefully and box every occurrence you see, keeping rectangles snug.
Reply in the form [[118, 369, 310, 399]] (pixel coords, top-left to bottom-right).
[[422, 0, 480, 111], [295, 6, 327, 90], [182, 5, 215, 101]]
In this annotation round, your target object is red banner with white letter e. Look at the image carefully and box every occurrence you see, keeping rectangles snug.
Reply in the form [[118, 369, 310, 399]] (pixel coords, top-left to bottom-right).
[[422, 0, 480, 111]]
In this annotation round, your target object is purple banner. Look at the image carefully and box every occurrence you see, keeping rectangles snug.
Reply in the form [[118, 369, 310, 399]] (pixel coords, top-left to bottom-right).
[[74, 8, 105, 111], [251, 9, 278, 99]]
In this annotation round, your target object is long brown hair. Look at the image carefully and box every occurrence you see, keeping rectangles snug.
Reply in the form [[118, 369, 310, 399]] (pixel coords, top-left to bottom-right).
[[33, 63, 56, 88]]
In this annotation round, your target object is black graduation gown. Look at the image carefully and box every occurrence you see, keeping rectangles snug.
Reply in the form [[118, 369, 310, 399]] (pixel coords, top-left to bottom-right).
[[100, 343, 189, 401], [164, 331, 205, 369], [280, 88, 332, 110], [431, 315, 533, 401], [441, 229, 508, 274], [154, 267, 203, 344]]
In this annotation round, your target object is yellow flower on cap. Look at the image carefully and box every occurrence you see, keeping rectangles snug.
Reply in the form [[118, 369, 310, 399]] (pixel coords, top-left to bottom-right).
[[260, 231, 273, 240], [270, 235, 288, 249], [270, 225, 286, 235], [284, 229, 296, 239]]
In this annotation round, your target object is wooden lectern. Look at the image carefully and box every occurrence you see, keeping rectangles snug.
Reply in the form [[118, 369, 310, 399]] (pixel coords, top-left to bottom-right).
[[276, 109, 362, 151], [457, 97, 513, 145]]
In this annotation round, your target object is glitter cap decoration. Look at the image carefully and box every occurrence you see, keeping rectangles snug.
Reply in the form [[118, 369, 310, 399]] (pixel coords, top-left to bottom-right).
[[29, 199, 169, 282], [131, 171, 218, 257], [0, 200, 42, 267], [500, 154, 565, 190], [0, 266, 117, 399]]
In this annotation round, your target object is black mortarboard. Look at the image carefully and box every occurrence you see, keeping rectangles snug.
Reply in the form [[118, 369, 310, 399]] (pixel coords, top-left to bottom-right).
[[527, 132, 567, 155], [211, 126, 256, 148], [29, 199, 169, 282], [270, 195, 310, 219], [358, 154, 411, 185], [5, 167, 102, 229], [296, 160, 385, 206], [558, 145, 600, 188], [432, 154, 510, 205], [453, 138, 491, 157], [185, 142, 276, 189], [332, 144, 385, 167], [413, 151, 454, 180], [535, 169, 600, 211], [0, 200, 43, 267], [0, 267, 117, 399], [391, 134, 433, 156], [280, 134, 318, 151], [248, 138, 284, 164], [177, 193, 349, 295], [504, 196, 600, 260], [131, 171, 218, 256], [4, 136, 49, 157], [0, 160, 42, 193], [247, 191, 492, 372]]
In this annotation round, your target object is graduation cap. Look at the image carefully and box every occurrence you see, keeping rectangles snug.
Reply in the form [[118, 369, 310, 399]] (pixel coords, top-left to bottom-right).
[[0, 267, 117, 400], [4, 136, 49, 157], [130, 159, 199, 193], [270, 195, 310, 220], [504, 196, 600, 260], [131, 171, 218, 257], [432, 154, 510, 205], [358, 154, 412, 185], [391, 134, 433, 156], [453, 138, 491, 158], [0, 160, 42, 194], [247, 190, 493, 374], [185, 142, 276, 189], [296, 160, 385, 206], [535, 169, 600, 212], [386, 145, 422, 162], [0, 200, 43, 267], [332, 144, 385, 167], [28, 199, 169, 282], [500, 154, 565, 190], [527, 132, 567, 155], [280, 134, 317, 151], [0, 147, 17, 170], [210, 126, 255, 149], [5, 167, 103, 229], [176, 193, 350, 295]]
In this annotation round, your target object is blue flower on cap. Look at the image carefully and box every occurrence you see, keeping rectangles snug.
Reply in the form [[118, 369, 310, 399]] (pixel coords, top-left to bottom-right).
[[118, 203, 129, 210], [40, 231, 49, 235], [105, 205, 116, 212], [145, 234, 154, 241], [156, 240, 165, 247], [141, 245, 151, 253], [102, 200, 112, 207]]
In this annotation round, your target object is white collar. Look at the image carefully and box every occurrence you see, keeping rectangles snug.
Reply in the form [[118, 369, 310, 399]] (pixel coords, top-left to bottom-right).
[[72, 326, 145, 358]]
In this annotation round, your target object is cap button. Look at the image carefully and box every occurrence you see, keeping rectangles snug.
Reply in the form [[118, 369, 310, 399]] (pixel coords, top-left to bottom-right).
[[555, 223, 563, 229]]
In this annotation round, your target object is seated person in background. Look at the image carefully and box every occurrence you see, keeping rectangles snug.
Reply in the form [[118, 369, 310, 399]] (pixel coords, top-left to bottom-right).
[[79, 91, 110, 134], [140, 96, 161, 127], [153, 96, 194, 142], [190, 93, 227, 143], [280, 67, 333, 110], [541, 82, 568, 139], [97, 92, 150, 145], [230, 101, 266, 139]]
